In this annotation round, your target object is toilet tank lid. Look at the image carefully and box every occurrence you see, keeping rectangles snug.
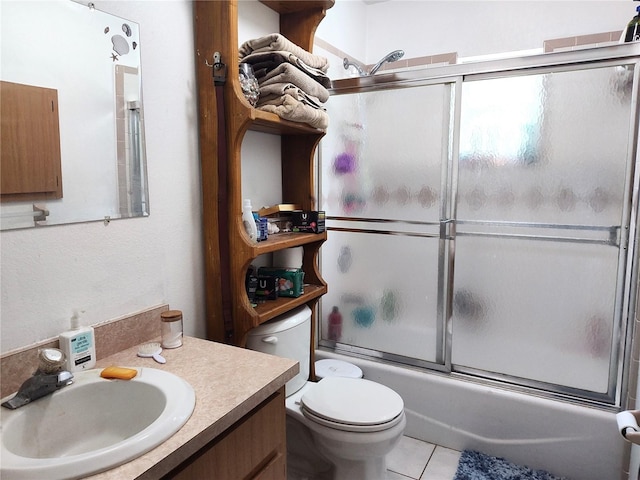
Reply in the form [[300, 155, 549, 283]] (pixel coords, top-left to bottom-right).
[[246, 305, 311, 336], [315, 359, 363, 379]]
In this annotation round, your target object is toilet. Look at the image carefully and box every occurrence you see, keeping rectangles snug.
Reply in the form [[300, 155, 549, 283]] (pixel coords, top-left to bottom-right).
[[246, 306, 406, 480]]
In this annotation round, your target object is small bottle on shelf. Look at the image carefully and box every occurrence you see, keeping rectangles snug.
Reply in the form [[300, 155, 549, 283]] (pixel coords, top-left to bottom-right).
[[242, 199, 258, 243], [623, 3, 640, 43], [328, 306, 342, 341]]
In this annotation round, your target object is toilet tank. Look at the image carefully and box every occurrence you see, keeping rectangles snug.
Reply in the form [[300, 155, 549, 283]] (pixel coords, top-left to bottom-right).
[[246, 305, 311, 396]]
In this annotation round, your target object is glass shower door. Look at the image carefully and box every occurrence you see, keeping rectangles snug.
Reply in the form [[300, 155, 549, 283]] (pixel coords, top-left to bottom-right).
[[452, 64, 636, 399], [319, 81, 453, 366], [320, 52, 639, 404]]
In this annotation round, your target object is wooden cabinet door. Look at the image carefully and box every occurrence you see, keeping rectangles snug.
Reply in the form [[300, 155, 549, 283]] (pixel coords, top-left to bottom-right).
[[168, 389, 287, 480], [1, 81, 63, 201]]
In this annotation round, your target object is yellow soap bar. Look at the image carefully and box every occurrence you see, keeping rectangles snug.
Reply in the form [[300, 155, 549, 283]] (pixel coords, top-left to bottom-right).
[[100, 366, 138, 380]]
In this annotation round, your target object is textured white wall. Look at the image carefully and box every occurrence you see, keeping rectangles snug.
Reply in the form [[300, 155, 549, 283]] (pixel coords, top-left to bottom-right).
[[0, 0, 205, 352], [1, 0, 637, 354], [318, 1, 634, 67], [364, 1, 633, 62]]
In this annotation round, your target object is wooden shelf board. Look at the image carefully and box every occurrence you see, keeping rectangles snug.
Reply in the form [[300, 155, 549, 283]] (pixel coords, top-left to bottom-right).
[[259, 0, 334, 14], [252, 231, 327, 255], [253, 284, 327, 323], [248, 109, 326, 136]]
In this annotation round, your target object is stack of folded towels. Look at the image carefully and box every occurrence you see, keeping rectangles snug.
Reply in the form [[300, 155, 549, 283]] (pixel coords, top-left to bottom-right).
[[239, 33, 330, 130]]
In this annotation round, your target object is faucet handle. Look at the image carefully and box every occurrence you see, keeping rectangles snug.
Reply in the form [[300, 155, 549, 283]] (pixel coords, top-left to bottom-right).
[[37, 348, 68, 375]]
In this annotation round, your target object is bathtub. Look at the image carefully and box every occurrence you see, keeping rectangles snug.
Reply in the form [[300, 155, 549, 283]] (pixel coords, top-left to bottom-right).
[[316, 350, 629, 480]]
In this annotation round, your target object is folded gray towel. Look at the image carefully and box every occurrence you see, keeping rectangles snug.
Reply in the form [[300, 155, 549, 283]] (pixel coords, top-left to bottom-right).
[[258, 94, 329, 130], [239, 33, 329, 72], [241, 51, 331, 89], [258, 83, 325, 111], [259, 63, 329, 103]]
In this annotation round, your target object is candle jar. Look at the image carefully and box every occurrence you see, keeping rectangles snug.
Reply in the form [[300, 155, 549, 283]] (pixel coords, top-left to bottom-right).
[[239, 62, 260, 107], [161, 310, 183, 349]]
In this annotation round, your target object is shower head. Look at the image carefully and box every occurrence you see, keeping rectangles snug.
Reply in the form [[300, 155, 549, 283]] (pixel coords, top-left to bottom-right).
[[369, 49, 405, 75], [343, 57, 366, 76]]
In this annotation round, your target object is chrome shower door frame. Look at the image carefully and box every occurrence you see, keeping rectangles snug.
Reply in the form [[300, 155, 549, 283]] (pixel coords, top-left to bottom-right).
[[321, 43, 640, 408]]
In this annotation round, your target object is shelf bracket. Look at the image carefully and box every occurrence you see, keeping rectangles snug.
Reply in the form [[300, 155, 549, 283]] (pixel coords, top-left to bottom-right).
[[211, 52, 226, 86]]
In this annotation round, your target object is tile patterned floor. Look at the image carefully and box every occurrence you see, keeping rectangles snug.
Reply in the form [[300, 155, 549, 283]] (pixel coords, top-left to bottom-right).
[[386, 436, 461, 480]]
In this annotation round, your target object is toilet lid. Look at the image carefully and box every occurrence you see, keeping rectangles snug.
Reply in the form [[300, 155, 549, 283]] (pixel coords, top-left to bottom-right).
[[301, 377, 404, 427], [315, 359, 363, 379]]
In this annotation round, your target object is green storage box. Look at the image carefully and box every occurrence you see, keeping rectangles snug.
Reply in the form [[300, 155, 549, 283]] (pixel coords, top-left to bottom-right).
[[257, 267, 304, 298]]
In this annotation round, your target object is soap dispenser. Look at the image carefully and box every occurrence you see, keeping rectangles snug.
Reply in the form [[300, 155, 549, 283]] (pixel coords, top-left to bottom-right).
[[59, 311, 96, 372]]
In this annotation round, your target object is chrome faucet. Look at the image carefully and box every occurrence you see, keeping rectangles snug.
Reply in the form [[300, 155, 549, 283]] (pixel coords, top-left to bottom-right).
[[1, 348, 74, 410]]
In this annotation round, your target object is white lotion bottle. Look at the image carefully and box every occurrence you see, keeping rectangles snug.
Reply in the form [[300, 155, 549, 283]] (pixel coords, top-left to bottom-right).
[[242, 198, 258, 243], [59, 311, 96, 372]]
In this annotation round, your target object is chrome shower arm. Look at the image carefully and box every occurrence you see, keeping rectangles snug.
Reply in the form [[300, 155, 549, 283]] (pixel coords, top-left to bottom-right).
[[343, 57, 366, 76], [343, 50, 405, 76]]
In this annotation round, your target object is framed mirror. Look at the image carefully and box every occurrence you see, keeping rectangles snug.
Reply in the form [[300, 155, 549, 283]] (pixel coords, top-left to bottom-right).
[[0, 0, 149, 230]]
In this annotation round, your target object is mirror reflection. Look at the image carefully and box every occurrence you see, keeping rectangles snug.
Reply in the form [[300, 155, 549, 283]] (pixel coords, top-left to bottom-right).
[[0, 0, 149, 230]]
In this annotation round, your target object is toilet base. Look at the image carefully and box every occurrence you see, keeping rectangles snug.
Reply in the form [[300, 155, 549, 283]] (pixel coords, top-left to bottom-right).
[[309, 416, 405, 480], [285, 396, 406, 480], [286, 415, 333, 480], [329, 457, 387, 480]]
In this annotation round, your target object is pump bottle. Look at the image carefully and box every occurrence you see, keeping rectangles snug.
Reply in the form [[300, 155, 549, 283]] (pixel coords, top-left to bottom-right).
[[59, 311, 96, 372]]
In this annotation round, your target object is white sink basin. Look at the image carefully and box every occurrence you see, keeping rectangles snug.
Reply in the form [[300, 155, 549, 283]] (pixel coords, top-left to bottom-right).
[[0, 367, 195, 480]]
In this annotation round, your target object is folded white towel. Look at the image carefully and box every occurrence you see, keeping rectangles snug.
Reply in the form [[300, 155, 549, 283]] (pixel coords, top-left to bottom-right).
[[239, 33, 329, 72], [241, 51, 331, 88], [258, 83, 325, 111], [258, 94, 329, 130], [259, 63, 329, 103]]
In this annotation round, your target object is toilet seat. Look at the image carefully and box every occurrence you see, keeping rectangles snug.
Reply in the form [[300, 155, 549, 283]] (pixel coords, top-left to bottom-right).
[[300, 377, 404, 433]]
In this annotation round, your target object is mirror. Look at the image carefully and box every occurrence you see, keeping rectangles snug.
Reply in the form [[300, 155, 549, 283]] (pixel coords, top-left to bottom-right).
[[0, 0, 149, 230]]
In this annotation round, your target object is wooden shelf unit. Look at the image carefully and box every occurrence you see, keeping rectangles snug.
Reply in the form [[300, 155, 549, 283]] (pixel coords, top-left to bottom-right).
[[193, 0, 333, 356]]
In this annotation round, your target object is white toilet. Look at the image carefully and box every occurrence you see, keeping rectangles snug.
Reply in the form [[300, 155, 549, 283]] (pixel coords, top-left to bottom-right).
[[246, 306, 406, 480]]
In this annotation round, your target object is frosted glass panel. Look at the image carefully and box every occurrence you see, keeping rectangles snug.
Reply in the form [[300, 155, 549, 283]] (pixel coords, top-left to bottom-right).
[[321, 230, 440, 362], [320, 57, 637, 403], [459, 66, 631, 225], [451, 236, 618, 393], [322, 83, 450, 222]]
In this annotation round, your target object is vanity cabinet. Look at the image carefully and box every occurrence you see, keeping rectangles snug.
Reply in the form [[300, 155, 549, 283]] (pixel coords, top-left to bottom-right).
[[193, 0, 333, 366], [166, 388, 286, 480]]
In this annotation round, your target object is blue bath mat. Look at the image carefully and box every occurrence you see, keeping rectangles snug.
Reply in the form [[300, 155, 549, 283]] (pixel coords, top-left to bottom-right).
[[454, 450, 567, 480]]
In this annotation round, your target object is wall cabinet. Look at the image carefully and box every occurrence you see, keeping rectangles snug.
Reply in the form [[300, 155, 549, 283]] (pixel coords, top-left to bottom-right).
[[1, 81, 63, 201], [193, 0, 333, 373]]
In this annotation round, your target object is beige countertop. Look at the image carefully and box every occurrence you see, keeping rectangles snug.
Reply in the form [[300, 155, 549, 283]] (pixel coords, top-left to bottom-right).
[[85, 336, 298, 479]]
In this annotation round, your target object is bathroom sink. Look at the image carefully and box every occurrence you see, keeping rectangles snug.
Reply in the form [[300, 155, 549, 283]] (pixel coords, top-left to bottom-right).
[[0, 367, 196, 480]]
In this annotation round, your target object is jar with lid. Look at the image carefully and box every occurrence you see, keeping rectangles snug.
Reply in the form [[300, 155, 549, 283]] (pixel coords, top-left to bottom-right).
[[161, 310, 183, 348]]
